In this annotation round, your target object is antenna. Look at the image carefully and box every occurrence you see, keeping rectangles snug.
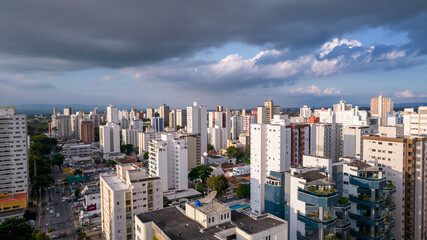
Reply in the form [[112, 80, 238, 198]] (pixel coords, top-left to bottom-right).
[[200, 191, 217, 204]]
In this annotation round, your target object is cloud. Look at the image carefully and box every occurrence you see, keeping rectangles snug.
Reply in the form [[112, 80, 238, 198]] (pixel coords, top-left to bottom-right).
[[0, 0, 425, 71], [100, 38, 422, 93], [0, 79, 55, 89], [394, 90, 427, 98], [288, 85, 342, 96]]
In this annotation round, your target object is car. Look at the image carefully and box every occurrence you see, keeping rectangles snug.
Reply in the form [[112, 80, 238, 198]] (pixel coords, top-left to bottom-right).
[[54, 201, 58, 205], [51, 234, 60, 239], [56, 213, 60, 218], [227, 196, 234, 200], [93, 226, 101, 231], [58, 232, 67, 237], [49, 210, 54, 215]]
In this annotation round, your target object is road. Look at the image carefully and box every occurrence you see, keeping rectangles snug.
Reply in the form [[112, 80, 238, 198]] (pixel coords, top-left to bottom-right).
[[37, 165, 78, 240]]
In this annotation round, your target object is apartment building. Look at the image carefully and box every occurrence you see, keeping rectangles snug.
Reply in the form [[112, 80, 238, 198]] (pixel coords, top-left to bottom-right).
[[175, 109, 187, 128], [243, 114, 257, 134], [257, 99, 280, 124], [231, 115, 243, 140], [207, 125, 228, 151], [187, 102, 207, 154], [62, 143, 93, 158], [403, 106, 427, 137], [370, 94, 394, 126], [81, 120, 95, 144], [100, 164, 163, 240], [121, 128, 137, 146], [363, 132, 426, 240], [148, 134, 188, 191], [158, 104, 170, 126], [51, 113, 72, 139], [179, 133, 201, 170], [342, 125, 377, 159], [311, 123, 343, 161], [100, 123, 120, 154]]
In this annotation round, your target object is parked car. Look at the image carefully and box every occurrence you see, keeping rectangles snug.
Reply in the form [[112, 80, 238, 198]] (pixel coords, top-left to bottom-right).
[[56, 213, 60, 218], [49, 210, 54, 215]]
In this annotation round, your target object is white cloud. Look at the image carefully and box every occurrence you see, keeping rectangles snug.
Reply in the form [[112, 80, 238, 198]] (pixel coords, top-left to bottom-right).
[[319, 38, 362, 58], [288, 85, 342, 96], [395, 90, 427, 98]]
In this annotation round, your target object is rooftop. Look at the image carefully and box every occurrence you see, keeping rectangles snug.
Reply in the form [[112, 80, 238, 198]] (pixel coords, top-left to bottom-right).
[[101, 174, 129, 191], [347, 160, 372, 169], [188, 200, 229, 215], [294, 171, 327, 182], [231, 211, 285, 234], [0, 192, 27, 204]]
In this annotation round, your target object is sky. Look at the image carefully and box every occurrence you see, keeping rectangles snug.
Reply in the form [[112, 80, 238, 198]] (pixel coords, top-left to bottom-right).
[[0, 0, 427, 110]]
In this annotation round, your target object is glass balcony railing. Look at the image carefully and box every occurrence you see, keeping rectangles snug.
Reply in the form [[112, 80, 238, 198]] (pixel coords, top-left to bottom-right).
[[350, 229, 386, 240], [298, 188, 338, 207], [349, 175, 386, 189], [349, 194, 385, 208], [349, 212, 385, 226], [297, 212, 337, 229]]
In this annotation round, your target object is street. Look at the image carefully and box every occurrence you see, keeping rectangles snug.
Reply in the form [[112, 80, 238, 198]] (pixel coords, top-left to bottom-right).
[[36, 165, 78, 240]]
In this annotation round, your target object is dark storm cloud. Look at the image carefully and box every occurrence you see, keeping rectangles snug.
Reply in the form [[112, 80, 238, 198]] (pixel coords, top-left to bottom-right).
[[0, 0, 426, 70]]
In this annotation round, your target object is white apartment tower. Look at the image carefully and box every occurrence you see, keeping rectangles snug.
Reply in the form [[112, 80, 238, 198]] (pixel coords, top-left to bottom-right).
[[207, 125, 228, 151], [300, 105, 311, 119], [107, 104, 119, 124], [403, 106, 427, 137], [187, 102, 207, 154], [100, 164, 163, 240], [311, 123, 343, 161], [0, 107, 28, 194], [148, 134, 188, 191], [100, 123, 121, 154], [250, 115, 291, 215]]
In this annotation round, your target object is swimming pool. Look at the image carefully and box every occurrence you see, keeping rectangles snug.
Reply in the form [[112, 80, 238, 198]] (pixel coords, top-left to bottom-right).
[[229, 204, 250, 210]]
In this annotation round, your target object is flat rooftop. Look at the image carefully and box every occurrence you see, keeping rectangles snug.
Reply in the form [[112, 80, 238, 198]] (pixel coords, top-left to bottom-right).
[[347, 160, 372, 169], [231, 211, 285, 234], [164, 188, 202, 201], [0, 192, 27, 204], [294, 171, 327, 182], [101, 175, 129, 191], [188, 200, 229, 215]]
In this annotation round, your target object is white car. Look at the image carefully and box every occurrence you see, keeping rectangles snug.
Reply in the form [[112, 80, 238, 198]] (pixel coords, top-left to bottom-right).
[[56, 213, 60, 218]]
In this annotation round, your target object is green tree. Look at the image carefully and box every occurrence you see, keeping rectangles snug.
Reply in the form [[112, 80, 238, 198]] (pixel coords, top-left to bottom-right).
[[245, 144, 250, 156], [207, 144, 214, 151], [176, 125, 185, 130], [243, 157, 250, 165], [32, 232, 50, 240], [236, 184, 250, 199], [143, 152, 149, 160], [94, 157, 101, 164], [51, 154, 65, 169], [121, 144, 134, 155], [188, 166, 213, 182], [73, 169, 83, 175], [0, 218, 32, 240], [74, 188, 82, 198], [30, 143, 50, 155], [226, 146, 244, 160], [206, 174, 229, 196], [195, 183, 205, 194], [94, 127, 100, 142]]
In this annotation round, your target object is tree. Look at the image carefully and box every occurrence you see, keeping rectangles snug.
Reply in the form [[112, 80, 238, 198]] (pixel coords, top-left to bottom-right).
[[0, 218, 33, 240], [244, 144, 250, 156], [51, 154, 65, 169], [226, 146, 244, 160], [73, 169, 83, 175], [188, 166, 213, 182], [143, 152, 149, 160], [206, 174, 229, 196], [176, 125, 185, 130], [30, 143, 50, 155], [243, 157, 250, 165], [74, 188, 82, 198], [207, 144, 214, 152], [32, 232, 50, 240], [94, 157, 101, 164], [195, 184, 205, 194], [236, 184, 250, 199], [121, 144, 134, 155]]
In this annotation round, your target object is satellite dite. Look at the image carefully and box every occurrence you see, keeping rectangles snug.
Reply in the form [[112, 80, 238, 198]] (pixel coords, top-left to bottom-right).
[[195, 191, 217, 207]]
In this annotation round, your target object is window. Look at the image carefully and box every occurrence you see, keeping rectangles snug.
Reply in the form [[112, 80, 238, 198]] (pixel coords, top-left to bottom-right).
[[117, 202, 120, 205]]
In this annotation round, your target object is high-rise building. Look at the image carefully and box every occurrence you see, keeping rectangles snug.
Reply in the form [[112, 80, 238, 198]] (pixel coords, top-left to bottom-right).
[[311, 123, 343, 161], [99, 123, 120, 154], [121, 129, 137, 146], [159, 104, 170, 126], [208, 106, 231, 140], [63, 107, 73, 116], [0, 107, 28, 194], [207, 125, 228, 151], [179, 133, 201, 170], [151, 117, 164, 132], [187, 102, 207, 154], [257, 99, 280, 124], [243, 114, 256, 134], [146, 108, 154, 119], [0, 107, 29, 223], [81, 120, 95, 144], [403, 106, 427, 137], [175, 109, 187, 128], [106, 104, 119, 124], [370, 94, 394, 126], [51, 113, 72, 139], [100, 164, 163, 240], [148, 134, 188, 191], [231, 115, 243, 140], [300, 105, 312, 119], [363, 131, 426, 239], [168, 110, 176, 130]]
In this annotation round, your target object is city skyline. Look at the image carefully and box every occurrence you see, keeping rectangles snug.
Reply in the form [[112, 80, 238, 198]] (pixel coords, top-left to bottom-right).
[[0, 1, 427, 108]]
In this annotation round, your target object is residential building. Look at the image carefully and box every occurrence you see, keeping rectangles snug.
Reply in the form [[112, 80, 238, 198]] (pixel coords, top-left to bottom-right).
[[63, 107, 73, 116], [0, 107, 28, 194], [121, 128, 137, 146], [342, 160, 395, 240], [257, 99, 281, 124], [137, 130, 162, 155], [231, 115, 243, 140], [208, 106, 231, 140], [287, 124, 310, 166], [134, 199, 288, 240], [168, 110, 176, 130], [300, 105, 312, 119], [403, 106, 427, 137], [148, 134, 188, 191], [175, 109, 187, 128], [243, 114, 257, 133], [106, 104, 119, 124], [208, 125, 228, 151], [100, 123, 120, 154], [179, 133, 201, 170], [342, 125, 377, 159], [370, 94, 394, 126], [187, 102, 207, 154], [81, 120, 95, 144], [151, 117, 164, 132], [318, 100, 368, 126], [146, 108, 154, 119], [159, 104, 170, 126], [363, 131, 426, 239], [62, 143, 93, 158], [311, 123, 343, 161], [51, 113, 72, 139], [100, 164, 163, 240]]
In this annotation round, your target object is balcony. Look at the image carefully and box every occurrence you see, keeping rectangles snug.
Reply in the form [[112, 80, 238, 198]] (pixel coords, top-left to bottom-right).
[[336, 197, 351, 210], [335, 219, 351, 230], [349, 175, 386, 189], [298, 188, 338, 207], [383, 184, 396, 194], [349, 194, 385, 208], [297, 212, 337, 229], [382, 202, 396, 211], [349, 212, 385, 226], [382, 217, 395, 230], [296, 231, 320, 240], [350, 229, 386, 240]]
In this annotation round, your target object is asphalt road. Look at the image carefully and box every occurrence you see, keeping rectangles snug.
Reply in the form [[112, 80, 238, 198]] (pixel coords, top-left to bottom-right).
[[37, 165, 78, 240]]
